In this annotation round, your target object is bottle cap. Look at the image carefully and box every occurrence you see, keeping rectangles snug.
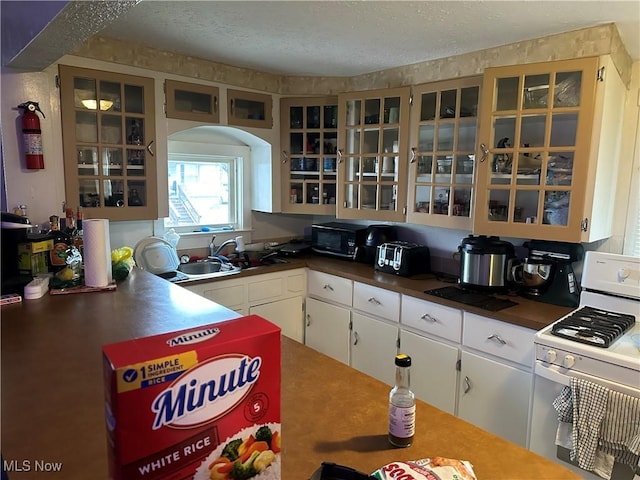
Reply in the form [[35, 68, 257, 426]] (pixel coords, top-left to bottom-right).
[[395, 353, 411, 367]]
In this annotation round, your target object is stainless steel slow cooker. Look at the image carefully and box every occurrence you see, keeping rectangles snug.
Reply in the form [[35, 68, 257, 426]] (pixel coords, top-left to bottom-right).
[[457, 235, 516, 292]]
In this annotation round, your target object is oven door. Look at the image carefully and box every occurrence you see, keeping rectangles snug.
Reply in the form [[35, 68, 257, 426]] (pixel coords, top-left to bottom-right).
[[529, 361, 640, 480]]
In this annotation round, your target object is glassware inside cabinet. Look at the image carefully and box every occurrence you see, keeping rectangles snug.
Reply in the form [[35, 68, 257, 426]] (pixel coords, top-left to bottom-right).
[[77, 147, 98, 175], [409, 79, 480, 226], [103, 148, 123, 176], [126, 148, 146, 176], [128, 181, 146, 207], [79, 179, 100, 208]]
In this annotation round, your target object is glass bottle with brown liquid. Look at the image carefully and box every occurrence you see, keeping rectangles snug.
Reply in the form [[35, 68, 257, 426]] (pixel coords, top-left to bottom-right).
[[388, 353, 415, 447]]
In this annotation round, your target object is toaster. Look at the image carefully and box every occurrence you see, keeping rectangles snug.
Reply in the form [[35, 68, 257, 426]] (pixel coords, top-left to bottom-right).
[[375, 242, 431, 277]]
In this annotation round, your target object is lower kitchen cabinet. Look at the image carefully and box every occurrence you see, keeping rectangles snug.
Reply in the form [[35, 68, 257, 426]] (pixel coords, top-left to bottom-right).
[[399, 330, 459, 415], [183, 268, 306, 342], [305, 296, 351, 364], [458, 312, 535, 447], [350, 312, 398, 385], [457, 351, 532, 446], [250, 296, 304, 343]]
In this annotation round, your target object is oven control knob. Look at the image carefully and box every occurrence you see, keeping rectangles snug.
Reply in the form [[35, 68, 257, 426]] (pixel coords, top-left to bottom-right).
[[618, 267, 631, 282], [563, 355, 575, 368], [546, 350, 557, 363]]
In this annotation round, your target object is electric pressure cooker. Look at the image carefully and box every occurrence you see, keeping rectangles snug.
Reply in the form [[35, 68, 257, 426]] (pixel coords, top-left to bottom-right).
[[457, 235, 516, 292]]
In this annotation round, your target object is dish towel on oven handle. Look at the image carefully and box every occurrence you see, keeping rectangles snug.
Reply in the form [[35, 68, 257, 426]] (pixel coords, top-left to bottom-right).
[[553, 378, 640, 479]]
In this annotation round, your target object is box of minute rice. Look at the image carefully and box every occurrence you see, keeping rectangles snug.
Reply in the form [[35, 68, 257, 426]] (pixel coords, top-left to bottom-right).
[[102, 315, 281, 480]]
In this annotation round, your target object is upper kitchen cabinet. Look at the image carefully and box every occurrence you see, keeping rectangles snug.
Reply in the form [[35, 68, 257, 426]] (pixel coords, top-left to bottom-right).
[[337, 87, 410, 222], [59, 65, 158, 221], [227, 89, 273, 129], [473, 56, 625, 242], [407, 77, 482, 230], [165, 79, 219, 123], [280, 96, 338, 214]]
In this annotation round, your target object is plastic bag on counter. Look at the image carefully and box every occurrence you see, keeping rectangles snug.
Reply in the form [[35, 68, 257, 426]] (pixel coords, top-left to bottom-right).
[[111, 246, 135, 281], [371, 457, 477, 480]]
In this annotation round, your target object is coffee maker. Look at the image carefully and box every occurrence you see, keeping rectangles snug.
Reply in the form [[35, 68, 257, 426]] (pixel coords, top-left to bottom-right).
[[1, 212, 34, 294], [516, 239, 584, 307]]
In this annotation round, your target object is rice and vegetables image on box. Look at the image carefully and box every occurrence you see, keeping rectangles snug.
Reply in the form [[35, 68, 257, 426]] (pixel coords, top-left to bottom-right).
[[102, 315, 281, 480]]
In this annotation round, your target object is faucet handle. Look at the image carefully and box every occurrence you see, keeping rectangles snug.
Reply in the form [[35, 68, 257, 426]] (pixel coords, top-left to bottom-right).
[[235, 235, 245, 252]]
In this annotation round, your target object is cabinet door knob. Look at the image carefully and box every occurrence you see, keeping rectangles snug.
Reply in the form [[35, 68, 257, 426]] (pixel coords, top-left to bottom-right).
[[463, 376, 472, 394], [368, 297, 381, 305], [146, 140, 155, 156], [337, 149, 343, 163], [410, 147, 417, 163], [281, 150, 289, 165], [487, 334, 506, 345], [479, 143, 489, 162], [306, 314, 311, 327], [323, 284, 334, 291], [353, 331, 359, 345]]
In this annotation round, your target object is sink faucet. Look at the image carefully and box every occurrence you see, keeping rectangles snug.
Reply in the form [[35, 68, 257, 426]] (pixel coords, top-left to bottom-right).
[[209, 235, 245, 261]]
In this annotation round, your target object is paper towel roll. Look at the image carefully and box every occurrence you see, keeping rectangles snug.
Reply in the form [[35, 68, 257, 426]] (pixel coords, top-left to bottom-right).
[[83, 219, 112, 287]]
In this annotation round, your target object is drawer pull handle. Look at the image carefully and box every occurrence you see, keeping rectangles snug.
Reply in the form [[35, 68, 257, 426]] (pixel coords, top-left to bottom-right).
[[323, 284, 334, 291], [421, 313, 437, 323], [368, 297, 381, 305], [487, 334, 506, 345], [464, 376, 472, 394], [353, 331, 359, 345], [306, 314, 311, 327]]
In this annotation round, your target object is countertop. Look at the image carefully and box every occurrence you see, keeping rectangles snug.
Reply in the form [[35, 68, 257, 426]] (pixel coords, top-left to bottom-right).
[[0, 268, 580, 479], [181, 253, 573, 331]]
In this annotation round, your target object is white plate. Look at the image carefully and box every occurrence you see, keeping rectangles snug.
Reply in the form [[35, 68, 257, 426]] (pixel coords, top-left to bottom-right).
[[133, 237, 180, 275]]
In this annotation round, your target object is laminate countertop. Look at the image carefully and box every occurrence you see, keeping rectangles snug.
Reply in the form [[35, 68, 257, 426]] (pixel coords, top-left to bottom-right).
[[0, 268, 579, 479], [181, 254, 574, 331]]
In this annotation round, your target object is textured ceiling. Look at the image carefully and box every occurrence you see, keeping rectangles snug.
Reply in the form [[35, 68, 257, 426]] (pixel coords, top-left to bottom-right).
[[95, 0, 640, 76], [3, 1, 639, 75]]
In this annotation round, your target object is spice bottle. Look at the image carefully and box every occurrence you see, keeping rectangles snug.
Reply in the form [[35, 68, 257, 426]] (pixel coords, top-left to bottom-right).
[[48, 215, 72, 272], [388, 353, 415, 447]]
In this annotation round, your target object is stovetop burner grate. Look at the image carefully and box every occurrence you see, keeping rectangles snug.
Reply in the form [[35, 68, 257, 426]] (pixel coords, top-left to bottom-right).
[[551, 306, 636, 347]]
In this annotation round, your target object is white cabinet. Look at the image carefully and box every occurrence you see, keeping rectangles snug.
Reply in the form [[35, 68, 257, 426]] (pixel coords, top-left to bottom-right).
[[183, 268, 306, 342], [305, 296, 351, 364], [305, 270, 353, 364], [399, 294, 462, 414], [458, 312, 535, 446], [251, 296, 304, 344], [351, 312, 398, 385], [351, 282, 399, 384], [399, 330, 459, 414]]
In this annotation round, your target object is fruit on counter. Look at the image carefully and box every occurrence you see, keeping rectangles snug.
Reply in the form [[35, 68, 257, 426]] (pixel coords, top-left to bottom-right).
[[111, 246, 135, 281]]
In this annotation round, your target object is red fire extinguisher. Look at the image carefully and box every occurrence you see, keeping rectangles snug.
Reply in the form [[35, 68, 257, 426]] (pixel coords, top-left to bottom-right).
[[17, 101, 46, 170]]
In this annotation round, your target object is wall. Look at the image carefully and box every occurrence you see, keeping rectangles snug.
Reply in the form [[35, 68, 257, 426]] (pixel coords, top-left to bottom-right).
[[1, 25, 637, 261]]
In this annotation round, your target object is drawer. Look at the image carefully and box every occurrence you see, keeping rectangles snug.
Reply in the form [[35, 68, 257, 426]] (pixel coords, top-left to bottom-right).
[[307, 270, 353, 306], [353, 281, 400, 322], [401, 295, 462, 343], [463, 312, 535, 367]]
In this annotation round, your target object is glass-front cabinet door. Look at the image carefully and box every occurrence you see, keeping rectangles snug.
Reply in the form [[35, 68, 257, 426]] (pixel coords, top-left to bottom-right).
[[407, 77, 481, 229], [280, 97, 338, 214], [337, 87, 410, 221], [227, 89, 273, 129], [59, 65, 157, 221], [165, 79, 219, 123], [474, 58, 599, 241]]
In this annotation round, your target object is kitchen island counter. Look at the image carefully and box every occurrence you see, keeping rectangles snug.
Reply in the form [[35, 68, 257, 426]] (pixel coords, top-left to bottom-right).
[[1, 268, 579, 479]]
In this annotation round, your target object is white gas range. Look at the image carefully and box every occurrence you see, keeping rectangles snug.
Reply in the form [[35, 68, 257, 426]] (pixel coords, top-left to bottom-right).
[[529, 251, 640, 480]]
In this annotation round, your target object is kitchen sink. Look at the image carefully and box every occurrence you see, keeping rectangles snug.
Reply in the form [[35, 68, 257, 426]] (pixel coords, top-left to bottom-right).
[[177, 261, 241, 277]]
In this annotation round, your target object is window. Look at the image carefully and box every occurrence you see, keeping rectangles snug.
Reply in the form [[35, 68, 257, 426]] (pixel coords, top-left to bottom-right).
[[165, 153, 241, 230]]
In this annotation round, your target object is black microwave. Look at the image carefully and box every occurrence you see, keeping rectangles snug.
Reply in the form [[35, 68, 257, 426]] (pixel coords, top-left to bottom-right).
[[311, 222, 368, 260]]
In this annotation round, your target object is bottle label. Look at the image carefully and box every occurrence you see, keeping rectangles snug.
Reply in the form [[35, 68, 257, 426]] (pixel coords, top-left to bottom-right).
[[50, 242, 68, 267], [389, 403, 415, 438]]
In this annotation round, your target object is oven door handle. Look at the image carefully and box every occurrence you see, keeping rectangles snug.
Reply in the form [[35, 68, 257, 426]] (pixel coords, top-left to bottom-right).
[[534, 362, 571, 386], [535, 361, 640, 397]]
